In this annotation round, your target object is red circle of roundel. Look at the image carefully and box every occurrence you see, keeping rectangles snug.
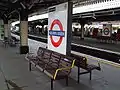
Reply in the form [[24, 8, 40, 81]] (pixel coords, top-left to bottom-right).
[[50, 19, 63, 47], [104, 28, 109, 35]]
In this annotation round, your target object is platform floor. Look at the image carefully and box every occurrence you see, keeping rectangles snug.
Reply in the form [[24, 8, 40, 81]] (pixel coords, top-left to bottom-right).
[[0, 40, 120, 90]]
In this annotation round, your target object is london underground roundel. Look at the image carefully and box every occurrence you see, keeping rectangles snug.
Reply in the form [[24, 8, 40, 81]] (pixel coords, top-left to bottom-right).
[[49, 19, 65, 47], [103, 28, 109, 35]]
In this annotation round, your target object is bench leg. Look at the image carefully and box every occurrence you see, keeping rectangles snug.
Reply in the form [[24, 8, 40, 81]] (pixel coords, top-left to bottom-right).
[[29, 62, 32, 71], [89, 71, 92, 80], [66, 76, 68, 86], [4, 43, 7, 48], [51, 79, 54, 90], [77, 67, 80, 83]]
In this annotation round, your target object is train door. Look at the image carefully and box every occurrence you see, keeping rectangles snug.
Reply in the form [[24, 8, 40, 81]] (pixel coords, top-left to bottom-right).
[[116, 29, 120, 41], [92, 28, 98, 38]]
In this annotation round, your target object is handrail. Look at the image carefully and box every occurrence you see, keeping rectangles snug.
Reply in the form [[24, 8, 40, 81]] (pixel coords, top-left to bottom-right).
[[25, 53, 36, 61], [53, 59, 75, 80]]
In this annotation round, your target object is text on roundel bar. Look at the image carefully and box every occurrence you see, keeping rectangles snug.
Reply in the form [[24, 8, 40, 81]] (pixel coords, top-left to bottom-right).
[[49, 30, 65, 37]]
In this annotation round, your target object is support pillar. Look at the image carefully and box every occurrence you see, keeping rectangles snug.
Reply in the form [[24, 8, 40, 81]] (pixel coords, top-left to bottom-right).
[[81, 23, 85, 40], [66, 2, 73, 56], [8, 21, 12, 39], [79, 19, 86, 40], [20, 9, 29, 54], [42, 25, 44, 34], [4, 19, 8, 39]]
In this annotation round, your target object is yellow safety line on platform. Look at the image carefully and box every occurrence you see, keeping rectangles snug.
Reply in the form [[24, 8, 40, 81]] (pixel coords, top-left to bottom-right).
[[91, 57, 120, 68], [100, 60, 120, 68]]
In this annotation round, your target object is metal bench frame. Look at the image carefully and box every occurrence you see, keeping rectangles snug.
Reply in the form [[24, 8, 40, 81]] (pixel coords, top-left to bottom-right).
[[25, 47, 75, 90], [70, 54, 101, 83]]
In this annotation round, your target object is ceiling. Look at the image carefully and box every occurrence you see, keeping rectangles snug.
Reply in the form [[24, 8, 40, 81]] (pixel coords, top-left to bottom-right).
[[0, 0, 100, 20], [0, 0, 84, 20], [1, 0, 119, 23]]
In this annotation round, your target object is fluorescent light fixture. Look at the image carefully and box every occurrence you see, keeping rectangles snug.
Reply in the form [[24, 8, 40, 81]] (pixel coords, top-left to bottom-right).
[[73, 0, 120, 14], [12, 0, 120, 26], [28, 13, 48, 21], [11, 13, 48, 26]]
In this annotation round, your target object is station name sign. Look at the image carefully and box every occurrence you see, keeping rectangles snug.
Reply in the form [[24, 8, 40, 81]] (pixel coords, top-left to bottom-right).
[[48, 2, 72, 55], [49, 30, 65, 37]]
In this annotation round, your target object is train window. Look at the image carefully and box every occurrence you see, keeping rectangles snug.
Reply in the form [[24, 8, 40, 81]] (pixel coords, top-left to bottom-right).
[[12, 19, 120, 61]]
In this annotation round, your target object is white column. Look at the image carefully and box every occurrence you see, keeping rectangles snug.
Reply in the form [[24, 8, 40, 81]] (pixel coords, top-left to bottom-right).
[[4, 24, 8, 38], [19, 9, 29, 54], [8, 21, 11, 39], [20, 21, 28, 46]]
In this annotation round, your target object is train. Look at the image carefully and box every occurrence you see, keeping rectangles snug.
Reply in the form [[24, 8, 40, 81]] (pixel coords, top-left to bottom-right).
[[11, 22, 120, 41]]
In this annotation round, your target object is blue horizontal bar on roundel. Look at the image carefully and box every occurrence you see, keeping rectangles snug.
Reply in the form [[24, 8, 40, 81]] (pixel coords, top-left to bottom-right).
[[49, 30, 65, 37]]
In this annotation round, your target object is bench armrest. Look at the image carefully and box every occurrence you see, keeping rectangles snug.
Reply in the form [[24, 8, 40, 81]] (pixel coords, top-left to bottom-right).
[[97, 60, 101, 70], [53, 59, 75, 80], [25, 53, 36, 60]]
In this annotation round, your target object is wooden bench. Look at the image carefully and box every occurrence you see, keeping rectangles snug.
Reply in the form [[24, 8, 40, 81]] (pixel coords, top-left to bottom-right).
[[70, 54, 101, 83], [25, 47, 75, 90]]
